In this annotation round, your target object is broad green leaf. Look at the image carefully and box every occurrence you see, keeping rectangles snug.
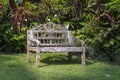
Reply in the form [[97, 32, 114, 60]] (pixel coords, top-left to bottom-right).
[[104, 43, 110, 48], [116, 36, 120, 40], [107, 28, 112, 31], [109, 39, 114, 45], [80, 22, 86, 26]]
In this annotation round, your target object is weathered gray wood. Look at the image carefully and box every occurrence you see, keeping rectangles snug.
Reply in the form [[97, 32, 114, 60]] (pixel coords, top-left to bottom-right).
[[27, 49, 31, 62], [35, 22, 67, 30], [40, 43, 69, 46], [34, 30, 68, 33], [27, 22, 86, 67], [27, 30, 40, 46], [40, 47, 82, 52], [81, 47, 86, 66], [36, 48, 40, 67], [36, 37, 67, 40], [68, 31, 74, 46], [28, 47, 38, 51]]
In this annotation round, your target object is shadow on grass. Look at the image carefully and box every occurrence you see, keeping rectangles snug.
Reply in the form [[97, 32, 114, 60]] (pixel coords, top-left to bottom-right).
[[0, 54, 85, 80], [41, 54, 94, 65], [0, 53, 120, 80], [0, 54, 37, 80]]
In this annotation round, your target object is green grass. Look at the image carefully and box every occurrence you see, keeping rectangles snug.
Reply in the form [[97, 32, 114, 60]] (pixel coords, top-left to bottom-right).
[[0, 53, 120, 80]]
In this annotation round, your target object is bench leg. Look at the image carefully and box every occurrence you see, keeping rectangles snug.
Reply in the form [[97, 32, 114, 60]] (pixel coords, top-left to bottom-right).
[[27, 49, 31, 62], [36, 49, 40, 67], [68, 52, 72, 61], [81, 47, 86, 66]]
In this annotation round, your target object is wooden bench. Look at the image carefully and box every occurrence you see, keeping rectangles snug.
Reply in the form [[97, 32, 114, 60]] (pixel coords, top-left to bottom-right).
[[27, 22, 86, 67]]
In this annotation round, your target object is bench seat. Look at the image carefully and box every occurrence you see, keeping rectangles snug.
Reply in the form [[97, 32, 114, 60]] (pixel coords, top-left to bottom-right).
[[28, 47, 83, 52]]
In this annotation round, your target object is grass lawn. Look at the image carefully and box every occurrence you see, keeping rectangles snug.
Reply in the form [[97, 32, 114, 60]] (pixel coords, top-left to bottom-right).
[[0, 53, 120, 80]]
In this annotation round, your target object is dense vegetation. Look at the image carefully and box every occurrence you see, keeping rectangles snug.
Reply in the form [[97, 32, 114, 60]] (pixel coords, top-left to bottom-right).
[[0, 0, 120, 64]]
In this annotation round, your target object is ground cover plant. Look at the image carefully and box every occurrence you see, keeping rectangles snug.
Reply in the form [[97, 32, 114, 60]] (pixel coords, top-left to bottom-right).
[[0, 53, 120, 80]]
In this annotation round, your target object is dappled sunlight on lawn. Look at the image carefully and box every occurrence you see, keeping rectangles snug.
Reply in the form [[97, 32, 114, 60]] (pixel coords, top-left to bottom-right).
[[0, 53, 120, 80]]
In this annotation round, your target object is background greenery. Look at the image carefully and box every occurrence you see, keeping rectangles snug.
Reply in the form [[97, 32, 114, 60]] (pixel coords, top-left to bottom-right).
[[0, 0, 120, 64]]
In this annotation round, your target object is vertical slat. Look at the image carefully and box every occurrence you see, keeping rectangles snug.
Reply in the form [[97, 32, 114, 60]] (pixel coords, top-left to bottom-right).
[[46, 39, 48, 43], [32, 31, 36, 38], [43, 38, 45, 44], [28, 30, 34, 38], [37, 31, 38, 38], [68, 31, 73, 46]]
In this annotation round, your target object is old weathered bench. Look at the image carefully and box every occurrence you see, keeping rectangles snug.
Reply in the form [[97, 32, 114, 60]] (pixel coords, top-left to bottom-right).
[[27, 22, 86, 67]]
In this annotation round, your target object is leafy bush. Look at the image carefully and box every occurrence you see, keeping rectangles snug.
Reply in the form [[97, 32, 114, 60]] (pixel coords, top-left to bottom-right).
[[61, 0, 120, 64], [0, 0, 120, 64]]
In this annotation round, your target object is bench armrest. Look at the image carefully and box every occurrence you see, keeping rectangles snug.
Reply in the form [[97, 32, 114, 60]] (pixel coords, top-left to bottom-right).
[[70, 33, 85, 47], [73, 37, 85, 47], [27, 30, 40, 47], [28, 36, 40, 46]]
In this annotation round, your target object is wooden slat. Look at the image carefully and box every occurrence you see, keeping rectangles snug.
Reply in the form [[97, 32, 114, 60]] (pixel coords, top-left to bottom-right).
[[28, 47, 38, 51], [40, 43, 69, 46], [34, 30, 68, 33], [36, 37, 67, 40], [40, 47, 82, 52], [68, 31, 74, 45]]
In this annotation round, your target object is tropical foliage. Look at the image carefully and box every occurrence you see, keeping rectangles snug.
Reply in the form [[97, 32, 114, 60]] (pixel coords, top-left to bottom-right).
[[0, 0, 120, 64]]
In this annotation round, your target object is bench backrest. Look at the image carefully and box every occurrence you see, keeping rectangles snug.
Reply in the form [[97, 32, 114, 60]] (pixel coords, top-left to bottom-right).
[[27, 22, 74, 47]]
